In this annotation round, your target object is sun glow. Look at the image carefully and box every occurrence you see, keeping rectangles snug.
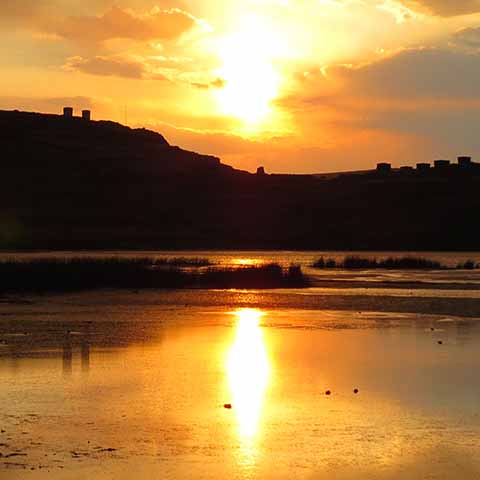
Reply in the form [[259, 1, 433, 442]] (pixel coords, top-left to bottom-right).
[[226, 309, 271, 438], [232, 258, 262, 266], [215, 16, 284, 125]]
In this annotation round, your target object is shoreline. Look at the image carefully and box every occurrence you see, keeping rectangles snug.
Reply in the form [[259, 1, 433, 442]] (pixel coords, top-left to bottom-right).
[[2, 287, 480, 318]]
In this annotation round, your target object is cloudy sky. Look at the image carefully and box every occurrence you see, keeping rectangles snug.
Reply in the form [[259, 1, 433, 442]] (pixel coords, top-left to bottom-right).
[[2, 0, 480, 173]]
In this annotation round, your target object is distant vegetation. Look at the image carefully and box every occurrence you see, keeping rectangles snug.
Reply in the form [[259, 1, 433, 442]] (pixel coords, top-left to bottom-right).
[[153, 257, 212, 267], [0, 258, 309, 293], [15, 257, 213, 267], [456, 260, 479, 270], [312, 256, 479, 270], [200, 263, 308, 289]]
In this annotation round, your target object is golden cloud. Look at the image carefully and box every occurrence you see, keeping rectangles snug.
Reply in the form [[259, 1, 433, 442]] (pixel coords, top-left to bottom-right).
[[43, 6, 203, 45], [64, 55, 148, 78], [401, 0, 480, 16]]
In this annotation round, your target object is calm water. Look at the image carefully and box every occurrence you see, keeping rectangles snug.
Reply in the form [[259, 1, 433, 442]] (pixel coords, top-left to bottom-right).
[[1, 251, 480, 479]]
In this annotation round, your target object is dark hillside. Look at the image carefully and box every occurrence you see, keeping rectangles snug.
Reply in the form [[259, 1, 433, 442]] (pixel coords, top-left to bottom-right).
[[1, 110, 479, 250]]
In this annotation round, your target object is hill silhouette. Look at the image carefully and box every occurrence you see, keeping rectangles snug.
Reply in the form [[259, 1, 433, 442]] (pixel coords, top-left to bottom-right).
[[1, 109, 479, 251]]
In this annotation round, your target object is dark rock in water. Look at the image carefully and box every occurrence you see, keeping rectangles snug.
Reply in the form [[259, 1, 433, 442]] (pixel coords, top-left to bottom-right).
[[438, 340, 443, 345], [224, 403, 232, 409], [431, 327, 435, 331], [325, 390, 331, 396], [354, 389, 359, 394]]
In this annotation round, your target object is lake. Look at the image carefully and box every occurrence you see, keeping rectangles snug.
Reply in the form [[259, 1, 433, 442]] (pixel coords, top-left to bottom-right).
[[1, 251, 480, 479]]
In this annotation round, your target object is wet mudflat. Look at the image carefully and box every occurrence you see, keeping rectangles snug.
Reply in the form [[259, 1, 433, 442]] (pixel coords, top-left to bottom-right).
[[1, 291, 480, 479]]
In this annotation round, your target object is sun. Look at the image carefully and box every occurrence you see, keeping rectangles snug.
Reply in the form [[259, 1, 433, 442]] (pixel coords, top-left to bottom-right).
[[215, 16, 283, 125]]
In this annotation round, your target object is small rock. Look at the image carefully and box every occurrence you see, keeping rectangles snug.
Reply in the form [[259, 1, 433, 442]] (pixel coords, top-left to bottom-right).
[[438, 341, 443, 345], [325, 390, 331, 396], [353, 389, 359, 394], [224, 403, 232, 409]]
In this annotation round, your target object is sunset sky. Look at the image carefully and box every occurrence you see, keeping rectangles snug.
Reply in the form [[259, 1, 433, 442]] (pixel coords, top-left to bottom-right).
[[2, 0, 480, 173]]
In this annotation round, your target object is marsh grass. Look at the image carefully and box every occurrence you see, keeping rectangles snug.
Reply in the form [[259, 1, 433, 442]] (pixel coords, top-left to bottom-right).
[[154, 257, 212, 267], [0, 258, 308, 293], [456, 260, 480, 270], [199, 263, 308, 289], [310, 256, 472, 270]]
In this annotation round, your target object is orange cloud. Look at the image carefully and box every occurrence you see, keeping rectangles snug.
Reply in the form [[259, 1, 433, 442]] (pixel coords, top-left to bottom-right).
[[326, 48, 480, 100], [44, 6, 200, 45], [452, 27, 480, 48], [401, 0, 480, 16], [191, 78, 227, 89], [64, 55, 149, 79], [64, 54, 220, 83]]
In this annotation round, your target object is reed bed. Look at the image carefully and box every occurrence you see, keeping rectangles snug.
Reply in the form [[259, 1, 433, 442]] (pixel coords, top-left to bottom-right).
[[0, 258, 309, 293], [311, 256, 478, 270]]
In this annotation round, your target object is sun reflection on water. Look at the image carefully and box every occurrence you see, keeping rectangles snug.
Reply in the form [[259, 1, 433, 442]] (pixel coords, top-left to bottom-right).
[[227, 309, 271, 439], [232, 258, 262, 267]]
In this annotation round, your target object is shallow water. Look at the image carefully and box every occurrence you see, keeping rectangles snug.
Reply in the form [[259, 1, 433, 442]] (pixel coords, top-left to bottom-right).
[[1, 302, 480, 479], [1, 250, 480, 478]]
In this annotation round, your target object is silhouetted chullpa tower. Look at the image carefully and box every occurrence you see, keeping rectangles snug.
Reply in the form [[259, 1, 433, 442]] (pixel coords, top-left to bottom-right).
[[458, 156, 472, 167]]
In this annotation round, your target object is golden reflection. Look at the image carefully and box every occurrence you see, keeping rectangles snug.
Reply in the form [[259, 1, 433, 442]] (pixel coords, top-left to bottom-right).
[[232, 258, 262, 267], [226, 308, 271, 438]]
